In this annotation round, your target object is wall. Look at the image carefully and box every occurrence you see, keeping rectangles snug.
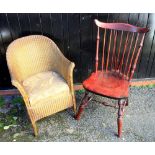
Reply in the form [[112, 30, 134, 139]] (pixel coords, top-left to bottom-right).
[[0, 13, 155, 89]]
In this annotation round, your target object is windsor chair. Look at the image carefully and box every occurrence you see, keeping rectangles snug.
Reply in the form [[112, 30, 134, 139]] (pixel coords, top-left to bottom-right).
[[75, 19, 149, 137], [6, 35, 76, 136]]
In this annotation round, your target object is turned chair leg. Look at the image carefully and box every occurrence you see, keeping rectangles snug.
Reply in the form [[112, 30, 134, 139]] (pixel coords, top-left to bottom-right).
[[117, 99, 126, 138], [75, 91, 92, 120]]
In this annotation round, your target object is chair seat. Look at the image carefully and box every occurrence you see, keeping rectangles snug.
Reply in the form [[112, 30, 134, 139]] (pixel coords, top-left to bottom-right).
[[23, 71, 71, 106], [83, 71, 129, 99]]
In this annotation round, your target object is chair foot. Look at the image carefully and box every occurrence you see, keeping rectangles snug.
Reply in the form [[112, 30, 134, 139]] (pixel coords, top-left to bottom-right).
[[75, 91, 92, 120], [32, 122, 38, 136], [117, 99, 126, 138]]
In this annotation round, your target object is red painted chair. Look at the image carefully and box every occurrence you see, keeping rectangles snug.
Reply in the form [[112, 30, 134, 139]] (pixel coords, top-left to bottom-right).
[[75, 19, 149, 137]]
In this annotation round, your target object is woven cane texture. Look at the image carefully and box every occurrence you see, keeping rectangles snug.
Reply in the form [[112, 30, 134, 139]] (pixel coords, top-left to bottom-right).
[[6, 35, 76, 136], [28, 94, 73, 121]]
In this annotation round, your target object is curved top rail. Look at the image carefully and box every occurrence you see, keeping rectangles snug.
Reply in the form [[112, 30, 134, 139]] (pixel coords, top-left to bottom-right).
[[94, 19, 149, 33]]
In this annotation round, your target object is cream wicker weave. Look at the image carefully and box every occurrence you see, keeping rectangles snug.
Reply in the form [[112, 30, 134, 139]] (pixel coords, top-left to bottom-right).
[[6, 35, 76, 136]]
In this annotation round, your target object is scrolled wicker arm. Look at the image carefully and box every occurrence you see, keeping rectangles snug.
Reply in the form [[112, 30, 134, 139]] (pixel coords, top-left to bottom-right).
[[57, 55, 75, 91], [53, 45, 75, 91], [54, 48, 76, 112], [12, 80, 31, 107]]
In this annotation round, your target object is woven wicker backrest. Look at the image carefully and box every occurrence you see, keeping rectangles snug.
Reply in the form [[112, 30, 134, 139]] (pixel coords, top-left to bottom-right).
[[6, 35, 62, 82]]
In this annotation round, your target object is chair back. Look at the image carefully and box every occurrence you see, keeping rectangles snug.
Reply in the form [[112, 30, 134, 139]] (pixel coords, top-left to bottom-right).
[[6, 35, 61, 82], [94, 19, 149, 80]]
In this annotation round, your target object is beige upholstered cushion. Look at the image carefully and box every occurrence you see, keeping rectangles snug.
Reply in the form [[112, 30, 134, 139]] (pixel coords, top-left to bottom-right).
[[23, 71, 71, 106]]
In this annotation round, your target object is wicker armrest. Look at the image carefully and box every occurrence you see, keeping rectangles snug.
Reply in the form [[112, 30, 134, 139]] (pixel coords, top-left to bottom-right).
[[57, 55, 75, 91], [55, 52, 76, 111], [12, 80, 30, 107]]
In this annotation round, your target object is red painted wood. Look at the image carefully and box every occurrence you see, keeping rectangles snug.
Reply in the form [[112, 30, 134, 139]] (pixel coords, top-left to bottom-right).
[[76, 19, 149, 138], [117, 99, 126, 137], [83, 71, 129, 99], [116, 31, 123, 70], [124, 32, 135, 75], [129, 34, 146, 80], [75, 92, 91, 120], [111, 30, 117, 69], [95, 27, 100, 73], [101, 29, 106, 71], [94, 19, 149, 33], [117, 117, 122, 137], [127, 33, 140, 78], [0, 89, 19, 95], [118, 32, 129, 73], [106, 29, 112, 72]]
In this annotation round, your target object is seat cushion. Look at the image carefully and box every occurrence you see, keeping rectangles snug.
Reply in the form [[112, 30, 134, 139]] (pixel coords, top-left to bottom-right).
[[23, 71, 71, 106], [83, 71, 129, 99]]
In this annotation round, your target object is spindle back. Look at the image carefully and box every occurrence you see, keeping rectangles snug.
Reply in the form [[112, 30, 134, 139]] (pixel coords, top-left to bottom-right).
[[94, 19, 149, 81]]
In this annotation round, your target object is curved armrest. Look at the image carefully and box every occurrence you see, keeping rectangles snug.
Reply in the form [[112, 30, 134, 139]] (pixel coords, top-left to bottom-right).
[[57, 58, 76, 110], [64, 61, 75, 92], [12, 80, 31, 107], [52, 46, 76, 111], [57, 55, 75, 92], [52, 45, 75, 92]]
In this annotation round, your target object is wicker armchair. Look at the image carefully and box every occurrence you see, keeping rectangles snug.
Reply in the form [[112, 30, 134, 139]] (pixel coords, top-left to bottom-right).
[[6, 35, 76, 136]]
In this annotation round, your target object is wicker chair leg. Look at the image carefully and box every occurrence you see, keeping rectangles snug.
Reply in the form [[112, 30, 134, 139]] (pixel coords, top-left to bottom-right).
[[32, 121, 38, 136], [73, 103, 77, 115], [72, 96, 77, 115]]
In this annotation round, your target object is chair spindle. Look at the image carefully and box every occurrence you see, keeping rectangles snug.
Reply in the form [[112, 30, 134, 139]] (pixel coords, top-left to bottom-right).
[[116, 30, 123, 70], [95, 27, 100, 73], [111, 30, 117, 70], [102, 29, 107, 72], [124, 32, 135, 75], [127, 33, 140, 78], [129, 34, 145, 80], [106, 29, 113, 72], [118, 32, 129, 73]]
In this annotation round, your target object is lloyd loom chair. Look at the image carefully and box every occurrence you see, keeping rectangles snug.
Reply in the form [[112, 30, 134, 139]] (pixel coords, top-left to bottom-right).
[[75, 19, 149, 137], [6, 35, 76, 136]]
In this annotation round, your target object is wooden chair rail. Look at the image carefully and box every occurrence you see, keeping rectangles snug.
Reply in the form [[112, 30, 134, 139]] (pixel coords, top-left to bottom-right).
[[94, 19, 149, 33]]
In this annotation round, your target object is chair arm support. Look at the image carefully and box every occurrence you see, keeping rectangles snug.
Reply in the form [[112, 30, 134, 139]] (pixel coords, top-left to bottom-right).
[[57, 56, 75, 91], [66, 61, 75, 92], [55, 52, 76, 105], [12, 80, 31, 107], [59, 59, 76, 111]]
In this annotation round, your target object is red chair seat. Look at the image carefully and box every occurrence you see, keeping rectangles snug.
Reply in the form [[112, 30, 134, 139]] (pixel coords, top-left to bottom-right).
[[83, 71, 129, 99]]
